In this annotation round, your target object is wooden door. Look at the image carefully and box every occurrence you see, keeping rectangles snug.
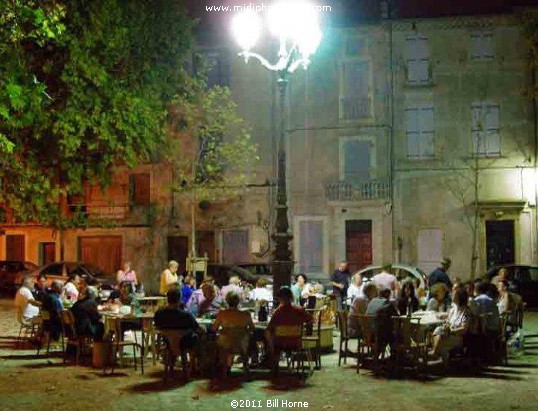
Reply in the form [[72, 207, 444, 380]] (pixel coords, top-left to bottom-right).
[[40, 242, 56, 265], [6, 235, 25, 261], [486, 220, 515, 269], [78, 236, 122, 277], [167, 236, 189, 275], [196, 231, 215, 262], [345, 220, 372, 273], [222, 229, 249, 264]]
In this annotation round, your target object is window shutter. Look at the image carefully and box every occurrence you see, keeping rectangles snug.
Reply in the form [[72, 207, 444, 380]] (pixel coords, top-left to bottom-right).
[[131, 174, 151, 206], [420, 107, 434, 157], [406, 108, 420, 158], [298, 220, 323, 273]]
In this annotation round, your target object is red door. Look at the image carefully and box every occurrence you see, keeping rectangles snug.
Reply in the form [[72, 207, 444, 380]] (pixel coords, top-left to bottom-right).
[[345, 220, 372, 273], [6, 235, 25, 261]]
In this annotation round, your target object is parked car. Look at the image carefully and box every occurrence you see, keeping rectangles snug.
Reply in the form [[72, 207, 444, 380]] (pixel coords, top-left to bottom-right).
[[0, 260, 38, 295], [206, 263, 259, 287], [357, 264, 429, 289], [17, 261, 116, 296], [486, 264, 538, 308]]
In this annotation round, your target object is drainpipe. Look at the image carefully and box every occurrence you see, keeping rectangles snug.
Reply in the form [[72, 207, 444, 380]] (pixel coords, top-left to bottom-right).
[[532, 53, 538, 265], [388, 10, 396, 263]]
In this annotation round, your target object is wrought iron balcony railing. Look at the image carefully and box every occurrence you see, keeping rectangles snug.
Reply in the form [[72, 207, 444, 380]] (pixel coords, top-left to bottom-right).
[[325, 180, 390, 202]]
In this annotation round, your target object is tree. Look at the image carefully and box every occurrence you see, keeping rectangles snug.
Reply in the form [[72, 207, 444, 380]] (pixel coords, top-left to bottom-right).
[[0, 0, 192, 232], [168, 77, 259, 259]]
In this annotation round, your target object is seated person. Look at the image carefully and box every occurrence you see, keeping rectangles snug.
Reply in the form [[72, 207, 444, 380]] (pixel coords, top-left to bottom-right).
[[397, 281, 419, 316], [41, 280, 64, 341], [186, 277, 216, 312], [62, 273, 80, 303], [348, 282, 378, 338], [212, 292, 255, 376], [497, 280, 522, 331], [412, 278, 428, 307], [264, 287, 312, 368], [346, 273, 364, 305], [154, 288, 201, 373], [181, 275, 196, 305], [431, 288, 471, 363], [366, 288, 399, 350], [249, 278, 272, 303], [290, 274, 311, 306], [70, 286, 105, 341], [15, 275, 42, 324], [426, 283, 450, 312], [474, 280, 500, 335], [220, 276, 244, 300], [33, 273, 49, 303], [198, 283, 224, 318]]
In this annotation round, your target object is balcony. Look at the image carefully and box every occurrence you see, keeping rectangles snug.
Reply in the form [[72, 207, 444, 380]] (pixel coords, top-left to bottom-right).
[[325, 180, 390, 202], [340, 97, 371, 121], [68, 202, 131, 220]]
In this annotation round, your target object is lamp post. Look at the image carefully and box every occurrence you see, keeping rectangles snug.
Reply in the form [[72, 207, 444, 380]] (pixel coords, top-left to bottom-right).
[[232, 3, 322, 299]]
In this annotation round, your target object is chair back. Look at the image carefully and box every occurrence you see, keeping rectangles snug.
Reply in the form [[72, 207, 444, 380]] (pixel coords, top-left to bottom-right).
[[357, 315, 376, 345], [218, 326, 251, 355], [392, 316, 412, 349], [41, 310, 51, 321], [60, 310, 77, 338], [273, 324, 303, 350], [336, 310, 349, 339], [305, 308, 323, 338], [158, 329, 189, 357]]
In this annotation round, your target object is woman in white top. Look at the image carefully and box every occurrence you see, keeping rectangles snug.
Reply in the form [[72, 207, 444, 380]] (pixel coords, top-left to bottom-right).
[[291, 274, 312, 305], [63, 273, 80, 302], [249, 278, 273, 302], [346, 273, 364, 305], [431, 288, 471, 362]]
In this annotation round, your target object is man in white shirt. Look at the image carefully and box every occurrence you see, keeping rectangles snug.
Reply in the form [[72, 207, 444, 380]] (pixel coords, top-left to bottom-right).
[[249, 278, 273, 302], [346, 273, 364, 305], [15, 276, 42, 323], [371, 264, 400, 299]]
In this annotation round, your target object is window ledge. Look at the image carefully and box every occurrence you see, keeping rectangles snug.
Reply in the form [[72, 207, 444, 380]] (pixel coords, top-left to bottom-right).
[[404, 80, 436, 88]]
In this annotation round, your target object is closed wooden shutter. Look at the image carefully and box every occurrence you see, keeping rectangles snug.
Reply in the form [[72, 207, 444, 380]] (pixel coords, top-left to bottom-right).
[[6, 235, 25, 261]]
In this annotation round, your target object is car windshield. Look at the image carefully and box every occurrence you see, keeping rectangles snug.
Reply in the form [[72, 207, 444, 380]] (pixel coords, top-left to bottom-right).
[[42, 263, 64, 276]]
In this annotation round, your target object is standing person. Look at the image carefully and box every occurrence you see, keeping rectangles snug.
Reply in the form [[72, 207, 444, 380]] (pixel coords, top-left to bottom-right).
[[331, 261, 350, 309], [372, 264, 399, 299], [116, 261, 138, 289], [160, 260, 180, 295], [15, 276, 42, 323], [428, 258, 453, 289]]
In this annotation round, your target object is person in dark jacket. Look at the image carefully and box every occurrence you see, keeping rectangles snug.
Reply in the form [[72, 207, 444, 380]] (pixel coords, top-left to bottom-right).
[[70, 286, 104, 341], [42, 280, 64, 341], [428, 257, 453, 289]]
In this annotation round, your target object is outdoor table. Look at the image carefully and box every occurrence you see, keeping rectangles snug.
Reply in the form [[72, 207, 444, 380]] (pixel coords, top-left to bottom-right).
[[137, 296, 166, 314], [101, 311, 155, 359]]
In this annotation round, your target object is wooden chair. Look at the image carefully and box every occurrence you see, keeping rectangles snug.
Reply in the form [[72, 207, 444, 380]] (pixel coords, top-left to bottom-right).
[[336, 310, 359, 366], [36, 310, 53, 356], [105, 317, 144, 375], [356, 314, 380, 374], [273, 324, 313, 379], [59, 310, 92, 365], [157, 329, 190, 383], [498, 313, 509, 366], [303, 308, 323, 369]]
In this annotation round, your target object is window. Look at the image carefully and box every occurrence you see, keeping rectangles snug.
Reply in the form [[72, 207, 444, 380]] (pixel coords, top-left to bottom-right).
[[340, 60, 372, 120], [222, 229, 249, 264], [405, 35, 430, 84], [193, 50, 229, 88], [471, 31, 493, 60], [342, 139, 371, 183], [345, 37, 366, 57], [406, 106, 434, 159], [129, 173, 151, 206], [472, 102, 500, 157], [297, 220, 324, 274]]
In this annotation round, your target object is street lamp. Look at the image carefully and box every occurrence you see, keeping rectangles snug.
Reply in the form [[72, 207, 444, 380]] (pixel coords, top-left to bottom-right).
[[232, 2, 322, 299]]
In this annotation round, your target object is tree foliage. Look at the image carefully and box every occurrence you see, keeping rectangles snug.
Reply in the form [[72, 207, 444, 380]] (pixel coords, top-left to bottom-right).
[[169, 77, 259, 202], [0, 0, 192, 225]]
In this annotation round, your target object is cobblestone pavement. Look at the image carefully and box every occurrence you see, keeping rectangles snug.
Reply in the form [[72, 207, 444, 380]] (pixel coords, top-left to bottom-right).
[[1, 298, 538, 411]]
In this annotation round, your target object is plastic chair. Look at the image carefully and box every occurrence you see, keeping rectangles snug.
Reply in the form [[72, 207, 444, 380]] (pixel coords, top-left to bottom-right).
[[106, 316, 144, 375], [158, 329, 191, 383], [16, 309, 40, 348], [273, 324, 313, 378], [215, 326, 252, 378]]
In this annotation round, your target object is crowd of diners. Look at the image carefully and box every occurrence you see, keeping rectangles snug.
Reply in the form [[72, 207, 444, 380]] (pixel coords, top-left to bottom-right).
[[13, 257, 525, 373]]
